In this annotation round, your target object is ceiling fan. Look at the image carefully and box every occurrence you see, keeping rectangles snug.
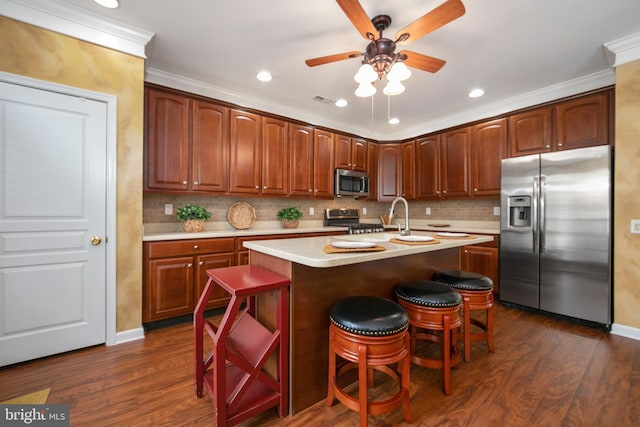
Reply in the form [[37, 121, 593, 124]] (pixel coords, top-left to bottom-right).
[[305, 0, 466, 96]]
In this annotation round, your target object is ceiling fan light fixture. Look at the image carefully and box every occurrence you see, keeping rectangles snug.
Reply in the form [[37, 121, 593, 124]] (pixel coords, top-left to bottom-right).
[[387, 61, 411, 82], [383, 80, 405, 96], [355, 82, 377, 97], [354, 64, 377, 84]]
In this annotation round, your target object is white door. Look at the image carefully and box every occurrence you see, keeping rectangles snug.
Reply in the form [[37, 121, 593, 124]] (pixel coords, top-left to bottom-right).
[[0, 81, 107, 367]]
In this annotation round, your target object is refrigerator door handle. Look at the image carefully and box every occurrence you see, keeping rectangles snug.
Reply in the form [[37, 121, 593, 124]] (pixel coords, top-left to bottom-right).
[[533, 176, 539, 253], [539, 176, 546, 253]]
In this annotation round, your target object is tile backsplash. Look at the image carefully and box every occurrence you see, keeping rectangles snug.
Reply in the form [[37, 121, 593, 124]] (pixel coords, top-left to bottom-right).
[[144, 193, 500, 225]]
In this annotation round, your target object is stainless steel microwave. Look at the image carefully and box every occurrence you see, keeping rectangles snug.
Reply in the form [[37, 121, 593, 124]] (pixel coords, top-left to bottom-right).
[[334, 169, 370, 197]]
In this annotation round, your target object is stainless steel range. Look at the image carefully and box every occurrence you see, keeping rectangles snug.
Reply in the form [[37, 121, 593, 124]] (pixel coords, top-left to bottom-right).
[[323, 208, 384, 234]]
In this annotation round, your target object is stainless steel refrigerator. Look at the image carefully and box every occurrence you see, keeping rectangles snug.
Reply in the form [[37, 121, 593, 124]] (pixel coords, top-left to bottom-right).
[[499, 145, 612, 326]]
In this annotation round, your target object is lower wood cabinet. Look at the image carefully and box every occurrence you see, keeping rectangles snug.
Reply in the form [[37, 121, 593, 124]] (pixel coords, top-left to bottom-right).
[[461, 235, 499, 295], [143, 238, 235, 322]]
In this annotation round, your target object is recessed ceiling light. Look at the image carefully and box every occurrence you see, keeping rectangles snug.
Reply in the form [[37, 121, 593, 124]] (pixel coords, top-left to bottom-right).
[[388, 117, 400, 125], [256, 71, 272, 82], [94, 0, 119, 8], [469, 88, 485, 98], [335, 99, 348, 108]]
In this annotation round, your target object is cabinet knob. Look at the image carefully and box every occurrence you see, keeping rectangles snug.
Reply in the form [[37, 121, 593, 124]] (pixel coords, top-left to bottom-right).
[[187, 263, 193, 268], [263, 186, 267, 189], [474, 188, 478, 192], [314, 189, 318, 193], [545, 145, 550, 148], [199, 261, 204, 266], [255, 185, 259, 189], [193, 245, 199, 249], [308, 189, 312, 192], [193, 181, 199, 185], [443, 190, 447, 194], [182, 181, 188, 185], [558, 143, 563, 147]]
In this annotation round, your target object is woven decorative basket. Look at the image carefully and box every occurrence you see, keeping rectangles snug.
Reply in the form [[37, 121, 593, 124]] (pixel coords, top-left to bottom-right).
[[281, 219, 299, 229], [227, 202, 256, 230], [182, 219, 205, 233]]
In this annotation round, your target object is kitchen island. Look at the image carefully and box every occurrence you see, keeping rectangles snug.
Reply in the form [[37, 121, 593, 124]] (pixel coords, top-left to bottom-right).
[[244, 231, 493, 414]]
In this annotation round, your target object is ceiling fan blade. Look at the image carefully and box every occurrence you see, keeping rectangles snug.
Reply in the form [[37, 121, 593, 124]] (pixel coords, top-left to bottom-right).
[[336, 0, 378, 40], [395, 0, 466, 44], [400, 51, 446, 73], [305, 51, 362, 67]]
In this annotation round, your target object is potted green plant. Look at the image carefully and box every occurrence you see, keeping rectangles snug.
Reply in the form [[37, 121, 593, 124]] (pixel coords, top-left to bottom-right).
[[277, 207, 303, 228], [176, 204, 212, 233]]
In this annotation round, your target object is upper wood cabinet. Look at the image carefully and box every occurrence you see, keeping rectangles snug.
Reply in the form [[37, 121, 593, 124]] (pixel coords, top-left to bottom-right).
[[261, 117, 289, 196], [508, 107, 553, 157], [554, 92, 609, 151], [378, 144, 402, 201], [145, 88, 190, 191], [145, 87, 229, 193], [401, 140, 416, 199], [334, 134, 367, 172], [289, 123, 314, 197], [416, 135, 441, 199], [441, 127, 471, 198], [471, 118, 507, 197], [313, 129, 335, 198], [228, 109, 262, 194], [366, 142, 379, 200]]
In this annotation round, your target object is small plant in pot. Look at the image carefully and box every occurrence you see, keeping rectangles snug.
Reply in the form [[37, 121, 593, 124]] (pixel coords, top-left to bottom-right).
[[177, 204, 212, 233], [277, 207, 303, 228]]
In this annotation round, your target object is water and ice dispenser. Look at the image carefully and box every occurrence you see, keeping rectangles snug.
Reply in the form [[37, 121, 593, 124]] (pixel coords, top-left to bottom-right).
[[508, 196, 531, 228]]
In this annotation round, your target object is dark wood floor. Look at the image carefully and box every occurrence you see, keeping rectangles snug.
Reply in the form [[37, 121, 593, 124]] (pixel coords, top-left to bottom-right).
[[1, 302, 639, 426]]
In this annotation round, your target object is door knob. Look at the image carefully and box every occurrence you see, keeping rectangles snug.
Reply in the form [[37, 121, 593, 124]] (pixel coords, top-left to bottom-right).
[[90, 236, 102, 246]]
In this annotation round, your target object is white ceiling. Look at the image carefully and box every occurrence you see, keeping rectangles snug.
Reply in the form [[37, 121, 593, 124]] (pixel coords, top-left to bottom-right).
[[57, 0, 640, 140]]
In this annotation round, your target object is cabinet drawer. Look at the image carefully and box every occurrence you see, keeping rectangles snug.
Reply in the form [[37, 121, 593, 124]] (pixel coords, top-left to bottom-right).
[[146, 238, 235, 258]]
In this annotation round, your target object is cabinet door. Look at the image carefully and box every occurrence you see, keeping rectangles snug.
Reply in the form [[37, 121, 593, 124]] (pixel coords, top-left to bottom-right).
[[289, 123, 314, 197], [192, 100, 228, 193], [554, 92, 609, 151], [462, 245, 499, 295], [334, 134, 352, 170], [471, 118, 507, 197], [401, 140, 416, 199], [229, 109, 261, 194], [366, 142, 379, 200], [416, 135, 441, 199], [378, 144, 402, 201], [144, 256, 194, 322], [441, 127, 471, 198], [145, 88, 190, 191], [509, 107, 552, 157], [352, 138, 368, 172], [313, 129, 334, 198], [195, 254, 234, 310], [262, 117, 289, 196]]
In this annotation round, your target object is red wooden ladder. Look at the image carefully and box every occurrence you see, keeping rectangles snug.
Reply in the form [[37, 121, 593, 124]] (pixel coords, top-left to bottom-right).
[[194, 265, 290, 426]]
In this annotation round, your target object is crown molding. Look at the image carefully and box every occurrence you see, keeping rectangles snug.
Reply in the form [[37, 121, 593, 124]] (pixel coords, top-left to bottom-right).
[[604, 32, 640, 67], [0, 0, 154, 58]]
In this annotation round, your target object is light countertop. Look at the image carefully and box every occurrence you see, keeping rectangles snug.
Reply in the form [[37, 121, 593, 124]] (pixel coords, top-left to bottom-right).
[[244, 231, 494, 268], [143, 220, 499, 242]]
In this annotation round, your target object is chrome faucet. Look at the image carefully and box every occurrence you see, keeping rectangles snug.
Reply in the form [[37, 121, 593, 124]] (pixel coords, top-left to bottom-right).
[[390, 196, 411, 236]]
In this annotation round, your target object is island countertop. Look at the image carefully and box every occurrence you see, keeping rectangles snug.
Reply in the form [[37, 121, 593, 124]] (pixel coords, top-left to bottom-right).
[[244, 231, 494, 268]]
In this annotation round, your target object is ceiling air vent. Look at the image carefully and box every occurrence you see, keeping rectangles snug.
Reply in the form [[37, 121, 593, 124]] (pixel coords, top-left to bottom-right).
[[312, 95, 334, 105]]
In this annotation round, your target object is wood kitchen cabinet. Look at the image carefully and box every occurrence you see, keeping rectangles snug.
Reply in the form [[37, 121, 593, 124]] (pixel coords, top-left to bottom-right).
[[378, 144, 402, 201], [441, 127, 471, 198], [461, 235, 499, 295], [508, 107, 553, 157], [471, 118, 507, 197], [401, 140, 416, 199], [334, 134, 367, 172], [288, 125, 334, 198], [313, 129, 335, 198], [143, 238, 235, 322], [145, 87, 229, 193], [261, 117, 289, 196], [554, 92, 609, 151], [416, 135, 441, 199], [366, 142, 379, 200]]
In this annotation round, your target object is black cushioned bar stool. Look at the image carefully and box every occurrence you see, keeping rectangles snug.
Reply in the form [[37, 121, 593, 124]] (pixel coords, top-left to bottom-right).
[[434, 270, 495, 362], [395, 281, 462, 396], [326, 296, 412, 427]]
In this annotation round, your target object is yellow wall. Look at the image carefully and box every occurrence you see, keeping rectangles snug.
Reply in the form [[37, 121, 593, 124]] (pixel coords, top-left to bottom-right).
[[0, 17, 144, 332], [614, 59, 640, 329]]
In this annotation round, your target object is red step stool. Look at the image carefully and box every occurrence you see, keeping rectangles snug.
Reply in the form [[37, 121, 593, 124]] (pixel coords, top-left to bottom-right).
[[194, 265, 290, 426]]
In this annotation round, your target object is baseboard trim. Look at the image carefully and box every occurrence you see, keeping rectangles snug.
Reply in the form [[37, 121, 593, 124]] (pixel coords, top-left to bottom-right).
[[610, 323, 640, 341], [112, 327, 145, 345]]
